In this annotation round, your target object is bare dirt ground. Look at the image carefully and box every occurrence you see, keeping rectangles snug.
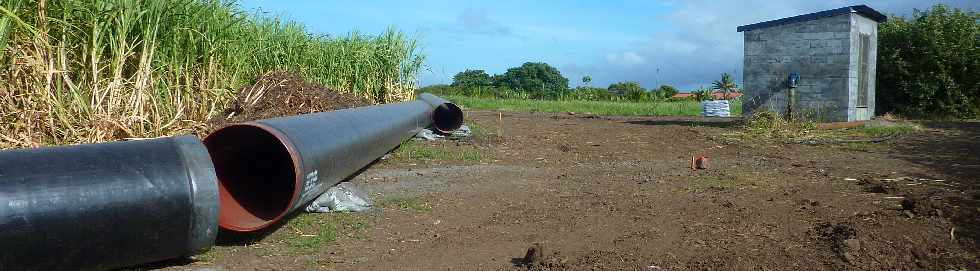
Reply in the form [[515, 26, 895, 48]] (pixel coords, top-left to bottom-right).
[[160, 110, 979, 271]]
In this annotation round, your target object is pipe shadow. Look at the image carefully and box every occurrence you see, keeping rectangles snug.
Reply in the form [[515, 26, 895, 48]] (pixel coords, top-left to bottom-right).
[[111, 258, 196, 271], [624, 117, 738, 128]]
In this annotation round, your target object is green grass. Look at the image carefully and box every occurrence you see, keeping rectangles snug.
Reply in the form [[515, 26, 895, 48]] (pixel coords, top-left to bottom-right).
[[380, 197, 431, 212], [282, 213, 368, 254], [812, 122, 923, 144], [732, 111, 924, 150], [467, 123, 492, 141], [829, 123, 922, 152], [846, 123, 922, 138], [193, 248, 217, 263], [838, 142, 882, 152], [392, 141, 484, 162], [446, 95, 742, 117], [0, 0, 423, 148], [688, 171, 771, 191]]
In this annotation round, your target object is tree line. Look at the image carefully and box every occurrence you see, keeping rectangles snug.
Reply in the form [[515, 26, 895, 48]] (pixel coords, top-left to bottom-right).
[[419, 62, 739, 102]]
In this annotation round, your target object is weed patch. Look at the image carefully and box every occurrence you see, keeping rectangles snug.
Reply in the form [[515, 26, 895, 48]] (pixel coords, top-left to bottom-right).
[[193, 248, 217, 263], [846, 124, 921, 138], [282, 213, 367, 254], [741, 111, 816, 138], [393, 141, 484, 162], [467, 124, 493, 141], [729, 111, 922, 149], [380, 197, 431, 212]]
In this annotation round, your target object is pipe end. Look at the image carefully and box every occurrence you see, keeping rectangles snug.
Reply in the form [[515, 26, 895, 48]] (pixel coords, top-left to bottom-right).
[[203, 124, 301, 232], [173, 136, 221, 253], [432, 102, 464, 134]]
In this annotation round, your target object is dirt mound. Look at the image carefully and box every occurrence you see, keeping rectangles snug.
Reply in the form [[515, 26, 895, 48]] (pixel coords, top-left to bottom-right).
[[210, 71, 369, 130], [811, 222, 862, 266]]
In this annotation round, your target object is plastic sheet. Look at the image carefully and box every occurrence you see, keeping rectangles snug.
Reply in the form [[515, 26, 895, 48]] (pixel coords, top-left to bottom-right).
[[450, 125, 472, 139], [415, 125, 471, 141], [305, 182, 373, 213], [414, 128, 445, 141]]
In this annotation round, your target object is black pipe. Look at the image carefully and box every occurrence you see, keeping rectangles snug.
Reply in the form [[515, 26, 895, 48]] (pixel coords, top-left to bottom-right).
[[0, 136, 219, 271], [418, 93, 464, 133], [204, 93, 463, 232]]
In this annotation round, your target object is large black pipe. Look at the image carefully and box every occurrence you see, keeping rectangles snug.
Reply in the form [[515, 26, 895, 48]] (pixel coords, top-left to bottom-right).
[[0, 136, 219, 271], [204, 93, 463, 232]]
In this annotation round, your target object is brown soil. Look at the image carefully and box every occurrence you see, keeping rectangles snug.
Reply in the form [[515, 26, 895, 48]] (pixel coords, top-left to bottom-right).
[[161, 111, 978, 270], [209, 71, 368, 129]]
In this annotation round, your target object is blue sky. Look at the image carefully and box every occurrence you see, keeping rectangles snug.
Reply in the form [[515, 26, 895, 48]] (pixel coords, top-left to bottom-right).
[[238, 0, 978, 91]]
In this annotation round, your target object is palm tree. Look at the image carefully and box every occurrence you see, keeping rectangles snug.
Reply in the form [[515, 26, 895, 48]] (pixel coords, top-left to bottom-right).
[[692, 87, 715, 102], [712, 73, 738, 100]]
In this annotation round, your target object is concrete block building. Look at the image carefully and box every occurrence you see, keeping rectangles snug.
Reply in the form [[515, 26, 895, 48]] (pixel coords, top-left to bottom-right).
[[738, 5, 886, 122]]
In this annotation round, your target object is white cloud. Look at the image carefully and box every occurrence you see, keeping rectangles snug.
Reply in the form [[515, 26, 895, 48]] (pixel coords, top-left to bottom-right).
[[440, 8, 514, 38], [568, 0, 979, 90], [605, 52, 646, 66]]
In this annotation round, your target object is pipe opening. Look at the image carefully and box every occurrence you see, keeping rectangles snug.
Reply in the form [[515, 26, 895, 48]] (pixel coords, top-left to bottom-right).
[[432, 102, 464, 133], [204, 125, 298, 232]]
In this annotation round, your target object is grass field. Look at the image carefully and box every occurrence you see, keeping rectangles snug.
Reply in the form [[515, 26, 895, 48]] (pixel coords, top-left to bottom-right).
[[446, 95, 742, 117]]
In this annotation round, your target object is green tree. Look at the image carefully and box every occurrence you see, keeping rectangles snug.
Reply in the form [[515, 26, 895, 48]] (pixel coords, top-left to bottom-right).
[[451, 69, 493, 89], [608, 81, 647, 101], [654, 85, 680, 100], [494, 62, 569, 99], [571, 86, 611, 100], [877, 4, 979, 118], [711, 73, 738, 100], [582, 75, 592, 85], [692, 87, 715, 102]]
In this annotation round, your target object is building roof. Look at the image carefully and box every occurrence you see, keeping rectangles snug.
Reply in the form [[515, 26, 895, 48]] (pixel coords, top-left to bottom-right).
[[672, 91, 742, 100], [736, 5, 886, 32]]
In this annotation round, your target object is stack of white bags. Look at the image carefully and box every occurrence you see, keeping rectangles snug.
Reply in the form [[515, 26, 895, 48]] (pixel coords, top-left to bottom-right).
[[701, 100, 731, 117]]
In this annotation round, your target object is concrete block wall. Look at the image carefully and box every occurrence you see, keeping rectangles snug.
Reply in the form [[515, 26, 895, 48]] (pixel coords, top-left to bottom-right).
[[742, 14, 855, 122], [847, 14, 878, 121]]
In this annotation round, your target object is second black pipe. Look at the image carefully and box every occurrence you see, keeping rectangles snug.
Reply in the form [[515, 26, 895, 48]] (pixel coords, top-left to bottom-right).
[[204, 93, 463, 232]]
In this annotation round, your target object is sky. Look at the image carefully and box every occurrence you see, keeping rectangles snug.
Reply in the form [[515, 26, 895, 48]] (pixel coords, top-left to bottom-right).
[[238, 0, 978, 91]]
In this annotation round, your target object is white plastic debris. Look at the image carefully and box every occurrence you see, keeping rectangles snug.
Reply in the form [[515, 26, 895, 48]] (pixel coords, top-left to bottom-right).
[[450, 125, 472, 139], [414, 125, 471, 141], [414, 129, 444, 141], [701, 100, 731, 117], [305, 182, 373, 213]]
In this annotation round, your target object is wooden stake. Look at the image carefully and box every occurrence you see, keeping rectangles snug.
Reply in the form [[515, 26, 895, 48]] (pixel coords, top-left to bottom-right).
[[497, 112, 503, 142]]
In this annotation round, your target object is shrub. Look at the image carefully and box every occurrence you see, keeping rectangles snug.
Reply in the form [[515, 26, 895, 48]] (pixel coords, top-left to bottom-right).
[[877, 4, 979, 118], [743, 110, 815, 138]]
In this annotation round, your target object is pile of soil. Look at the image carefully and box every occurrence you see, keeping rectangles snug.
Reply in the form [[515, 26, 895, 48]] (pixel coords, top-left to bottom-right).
[[209, 71, 369, 130]]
